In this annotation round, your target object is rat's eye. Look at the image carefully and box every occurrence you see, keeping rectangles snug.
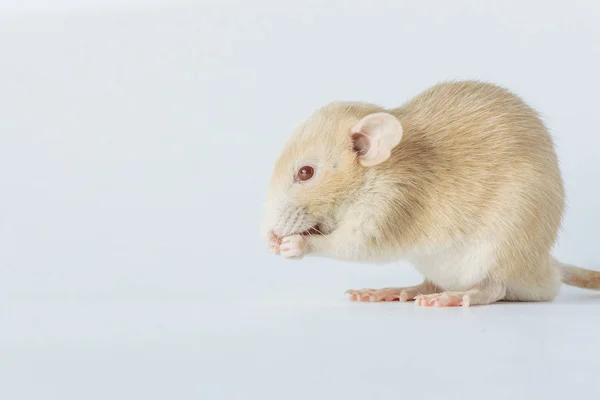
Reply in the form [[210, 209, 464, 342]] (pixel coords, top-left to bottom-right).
[[297, 166, 315, 181]]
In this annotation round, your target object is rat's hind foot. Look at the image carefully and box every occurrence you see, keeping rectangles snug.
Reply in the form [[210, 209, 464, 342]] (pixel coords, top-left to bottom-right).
[[414, 281, 506, 308], [345, 288, 403, 302], [345, 281, 440, 302], [415, 292, 466, 307]]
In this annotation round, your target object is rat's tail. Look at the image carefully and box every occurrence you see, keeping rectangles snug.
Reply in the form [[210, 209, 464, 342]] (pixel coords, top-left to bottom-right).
[[557, 259, 600, 290]]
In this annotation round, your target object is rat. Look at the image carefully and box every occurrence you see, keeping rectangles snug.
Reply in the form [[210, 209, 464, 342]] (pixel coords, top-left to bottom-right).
[[260, 80, 600, 307]]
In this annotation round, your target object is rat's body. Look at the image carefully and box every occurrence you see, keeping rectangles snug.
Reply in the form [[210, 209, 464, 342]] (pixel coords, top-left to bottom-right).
[[261, 80, 600, 307]]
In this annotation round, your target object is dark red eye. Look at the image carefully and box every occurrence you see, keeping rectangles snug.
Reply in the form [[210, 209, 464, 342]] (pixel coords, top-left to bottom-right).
[[297, 166, 314, 181]]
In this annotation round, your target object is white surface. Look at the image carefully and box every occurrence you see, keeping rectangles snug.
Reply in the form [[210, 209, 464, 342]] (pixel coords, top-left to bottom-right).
[[1, 1, 600, 399]]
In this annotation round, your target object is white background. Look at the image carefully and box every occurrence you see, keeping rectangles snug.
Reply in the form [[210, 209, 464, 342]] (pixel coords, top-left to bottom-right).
[[1, 1, 599, 399]]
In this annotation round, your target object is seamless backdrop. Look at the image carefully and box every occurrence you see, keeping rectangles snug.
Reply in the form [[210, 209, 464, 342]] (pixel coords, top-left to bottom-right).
[[1, 1, 600, 399]]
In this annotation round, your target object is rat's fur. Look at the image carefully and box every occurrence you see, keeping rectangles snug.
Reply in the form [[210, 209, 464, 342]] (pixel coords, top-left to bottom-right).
[[261, 80, 600, 306]]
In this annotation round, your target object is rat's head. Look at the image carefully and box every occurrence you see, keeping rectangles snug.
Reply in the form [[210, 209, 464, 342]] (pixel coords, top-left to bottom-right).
[[261, 102, 404, 239]]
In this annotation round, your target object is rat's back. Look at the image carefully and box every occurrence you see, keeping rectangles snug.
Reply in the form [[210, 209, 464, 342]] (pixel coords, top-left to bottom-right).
[[385, 81, 565, 299]]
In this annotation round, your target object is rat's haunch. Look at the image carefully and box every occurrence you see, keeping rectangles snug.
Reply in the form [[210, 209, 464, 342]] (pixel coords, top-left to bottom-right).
[[261, 80, 600, 307]]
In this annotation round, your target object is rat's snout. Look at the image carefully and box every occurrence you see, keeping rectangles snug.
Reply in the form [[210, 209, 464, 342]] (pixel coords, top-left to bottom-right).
[[264, 202, 316, 239], [273, 204, 306, 237]]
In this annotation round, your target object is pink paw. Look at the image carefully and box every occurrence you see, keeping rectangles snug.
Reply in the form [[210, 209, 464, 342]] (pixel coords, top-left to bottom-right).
[[279, 234, 308, 259], [415, 293, 470, 308], [345, 288, 414, 302], [267, 232, 281, 255], [345, 288, 376, 302]]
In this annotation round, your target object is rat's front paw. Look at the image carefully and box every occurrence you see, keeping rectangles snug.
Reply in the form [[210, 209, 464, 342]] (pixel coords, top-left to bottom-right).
[[279, 234, 309, 259], [267, 232, 281, 255]]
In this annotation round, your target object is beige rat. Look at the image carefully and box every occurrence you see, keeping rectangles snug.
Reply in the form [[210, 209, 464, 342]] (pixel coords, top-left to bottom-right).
[[260, 80, 600, 307]]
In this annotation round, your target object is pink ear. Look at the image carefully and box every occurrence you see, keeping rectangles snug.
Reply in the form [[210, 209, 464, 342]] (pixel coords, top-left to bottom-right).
[[350, 112, 403, 167]]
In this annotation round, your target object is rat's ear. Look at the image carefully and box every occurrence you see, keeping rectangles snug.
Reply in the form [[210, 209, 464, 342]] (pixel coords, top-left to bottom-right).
[[350, 112, 403, 167]]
